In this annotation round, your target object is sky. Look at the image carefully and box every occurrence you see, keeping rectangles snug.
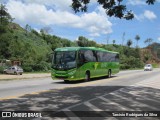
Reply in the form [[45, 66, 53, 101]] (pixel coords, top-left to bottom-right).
[[1, 0, 160, 47]]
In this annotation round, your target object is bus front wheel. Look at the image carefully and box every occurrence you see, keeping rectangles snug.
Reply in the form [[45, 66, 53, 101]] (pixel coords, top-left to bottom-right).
[[107, 70, 111, 78]]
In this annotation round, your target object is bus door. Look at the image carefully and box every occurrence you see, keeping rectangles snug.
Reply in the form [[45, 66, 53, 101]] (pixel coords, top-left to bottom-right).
[[77, 50, 98, 78]]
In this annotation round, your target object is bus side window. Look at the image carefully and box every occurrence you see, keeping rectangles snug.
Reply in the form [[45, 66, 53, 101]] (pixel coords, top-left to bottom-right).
[[93, 51, 98, 62], [84, 50, 96, 62], [97, 51, 103, 62], [78, 51, 85, 66], [103, 52, 108, 62], [107, 53, 112, 62], [115, 54, 119, 62]]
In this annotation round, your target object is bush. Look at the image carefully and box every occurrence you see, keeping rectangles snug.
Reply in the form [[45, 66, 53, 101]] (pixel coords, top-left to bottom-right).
[[0, 66, 4, 74], [0, 66, 8, 74], [22, 65, 33, 72], [22, 61, 51, 72], [152, 63, 159, 68], [120, 54, 144, 70], [120, 64, 130, 70]]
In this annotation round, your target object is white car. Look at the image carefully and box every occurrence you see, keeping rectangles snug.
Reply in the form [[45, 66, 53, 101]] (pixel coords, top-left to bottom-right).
[[4, 66, 23, 75], [144, 64, 153, 71]]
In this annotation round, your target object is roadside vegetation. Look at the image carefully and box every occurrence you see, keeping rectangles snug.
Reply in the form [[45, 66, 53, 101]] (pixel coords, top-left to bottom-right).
[[0, 4, 159, 73]]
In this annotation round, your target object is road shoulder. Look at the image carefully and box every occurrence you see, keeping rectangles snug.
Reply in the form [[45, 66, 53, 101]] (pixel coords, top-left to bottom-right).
[[0, 73, 51, 81]]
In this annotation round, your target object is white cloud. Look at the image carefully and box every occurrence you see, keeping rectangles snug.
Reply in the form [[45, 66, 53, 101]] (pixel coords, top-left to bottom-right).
[[21, 0, 72, 12], [0, 0, 72, 11], [127, 0, 146, 5], [95, 6, 106, 16], [158, 37, 160, 41], [134, 14, 144, 21], [135, 10, 157, 21], [89, 33, 100, 37], [6, 0, 112, 37], [90, 0, 97, 4], [33, 28, 40, 33], [144, 10, 157, 20]]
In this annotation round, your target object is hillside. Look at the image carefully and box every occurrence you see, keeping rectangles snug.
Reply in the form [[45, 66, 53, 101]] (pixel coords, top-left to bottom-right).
[[0, 23, 52, 71], [0, 22, 160, 72], [149, 43, 160, 60], [0, 22, 78, 72]]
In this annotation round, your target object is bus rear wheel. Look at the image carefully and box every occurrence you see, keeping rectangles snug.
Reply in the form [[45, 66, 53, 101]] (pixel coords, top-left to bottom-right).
[[107, 70, 111, 78], [85, 72, 90, 82]]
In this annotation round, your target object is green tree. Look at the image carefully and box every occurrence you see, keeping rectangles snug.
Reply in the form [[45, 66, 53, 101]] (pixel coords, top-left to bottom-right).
[[31, 29, 39, 36], [25, 24, 31, 35], [0, 4, 13, 32], [40, 27, 52, 34], [71, 0, 156, 20], [61, 38, 72, 47], [144, 38, 153, 46], [76, 36, 98, 47], [122, 32, 125, 46], [112, 40, 116, 45], [135, 35, 140, 47], [0, 33, 13, 59], [127, 39, 132, 47], [77, 36, 89, 47], [40, 28, 46, 40]]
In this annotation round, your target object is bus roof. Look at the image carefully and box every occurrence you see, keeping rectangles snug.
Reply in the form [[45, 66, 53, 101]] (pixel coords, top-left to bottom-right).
[[54, 47, 119, 54]]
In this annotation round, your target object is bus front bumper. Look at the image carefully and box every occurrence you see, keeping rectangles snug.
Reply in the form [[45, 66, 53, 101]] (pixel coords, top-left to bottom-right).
[[51, 69, 76, 80]]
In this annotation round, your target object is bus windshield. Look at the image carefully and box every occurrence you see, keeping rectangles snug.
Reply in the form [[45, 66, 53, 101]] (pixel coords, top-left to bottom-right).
[[53, 51, 76, 70]]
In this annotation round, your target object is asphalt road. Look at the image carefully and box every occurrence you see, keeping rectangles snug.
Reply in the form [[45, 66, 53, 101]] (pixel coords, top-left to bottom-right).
[[0, 69, 160, 120]]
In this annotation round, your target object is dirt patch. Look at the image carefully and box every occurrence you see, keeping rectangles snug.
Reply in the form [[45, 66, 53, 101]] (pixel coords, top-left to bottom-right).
[[0, 73, 51, 80]]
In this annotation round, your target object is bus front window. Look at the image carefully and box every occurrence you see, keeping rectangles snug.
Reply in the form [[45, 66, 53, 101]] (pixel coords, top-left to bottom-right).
[[53, 51, 76, 70]]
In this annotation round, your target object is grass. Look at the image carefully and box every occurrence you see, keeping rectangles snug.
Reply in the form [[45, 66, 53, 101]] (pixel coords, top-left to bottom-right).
[[120, 67, 144, 71], [0, 71, 51, 75], [152, 63, 159, 68], [25, 71, 51, 74]]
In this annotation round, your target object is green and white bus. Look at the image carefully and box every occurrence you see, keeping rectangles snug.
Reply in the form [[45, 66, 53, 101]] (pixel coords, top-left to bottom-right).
[[51, 47, 119, 82]]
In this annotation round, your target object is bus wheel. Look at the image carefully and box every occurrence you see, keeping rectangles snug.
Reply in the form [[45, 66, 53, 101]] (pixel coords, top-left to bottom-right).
[[85, 72, 90, 82], [107, 70, 111, 78]]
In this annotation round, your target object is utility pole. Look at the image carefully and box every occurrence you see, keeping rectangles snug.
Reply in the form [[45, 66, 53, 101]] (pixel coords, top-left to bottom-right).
[[122, 32, 125, 46], [106, 34, 110, 45]]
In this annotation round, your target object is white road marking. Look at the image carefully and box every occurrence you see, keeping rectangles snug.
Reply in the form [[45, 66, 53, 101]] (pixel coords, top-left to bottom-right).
[[119, 88, 160, 104], [84, 101, 102, 111], [62, 109, 81, 120], [110, 92, 160, 111], [84, 101, 118, 119], [99, 96, 133, 111]]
